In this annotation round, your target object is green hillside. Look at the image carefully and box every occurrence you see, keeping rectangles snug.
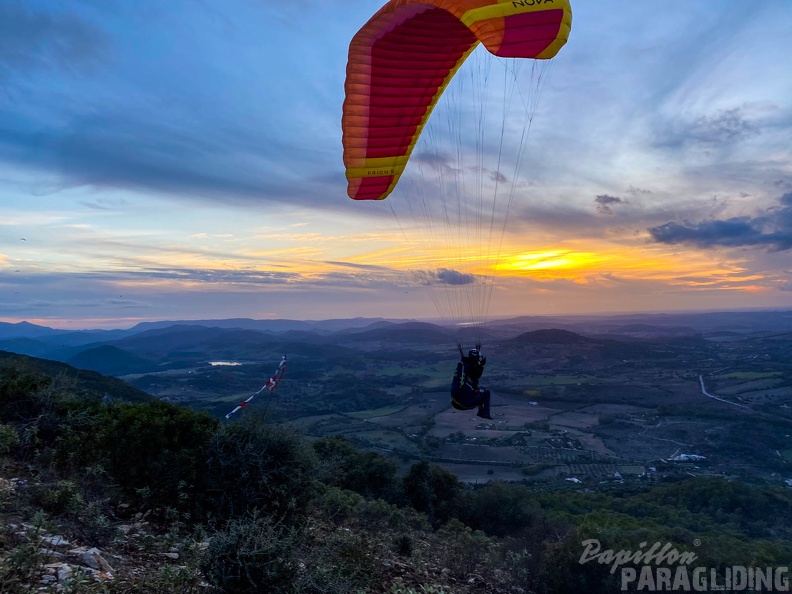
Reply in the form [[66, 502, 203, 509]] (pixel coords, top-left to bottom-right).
[[0, 350, 153, 403], [1, 353, 791, 593], [66, 345, 159, 376]]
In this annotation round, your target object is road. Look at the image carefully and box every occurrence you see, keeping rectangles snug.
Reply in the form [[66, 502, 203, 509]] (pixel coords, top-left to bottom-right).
[[699, 375, 748, 409]]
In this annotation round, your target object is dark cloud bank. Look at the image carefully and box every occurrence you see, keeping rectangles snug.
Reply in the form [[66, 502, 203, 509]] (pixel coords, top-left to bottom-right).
[[0, 2, 340, 210], [595, 194, 625, 215], [655, 107, 758, 150], [0, 2, 107, 73], [414, 268, 477, 286], [649, 193, 792, 252]]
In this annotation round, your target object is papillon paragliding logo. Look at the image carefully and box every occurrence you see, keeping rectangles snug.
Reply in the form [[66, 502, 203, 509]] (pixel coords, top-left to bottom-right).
[[579, 539, 791, 592]]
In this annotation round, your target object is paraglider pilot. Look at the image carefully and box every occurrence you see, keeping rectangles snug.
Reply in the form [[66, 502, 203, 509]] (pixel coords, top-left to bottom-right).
[[459, 345, 486, 389], [450, 346, 492, 420]]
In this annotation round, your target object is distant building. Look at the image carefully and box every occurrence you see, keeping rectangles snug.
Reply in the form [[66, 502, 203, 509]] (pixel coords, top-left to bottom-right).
[[668, 454, 706, 462]]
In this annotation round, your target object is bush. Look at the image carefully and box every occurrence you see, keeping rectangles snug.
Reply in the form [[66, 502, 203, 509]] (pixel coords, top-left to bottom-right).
[[402, 461, 460, 527], [393, 533, 413, 557], [314, 485, 365, 525], [344, 451, 400, 501], [0, 423, 19, 455], [0, 515, 51, 589], [29, 480, 84, 515], [537, 526, 619, 594], [0, 365, 53, 424], [456, 481, 540, 537], [111, 402, 215, 491], [204, 415, 317, 522], [1, 365, 218, 514], [312, 436, 401, 502], [297, 526, 380, 593], [201, 512, 298, 593], [433, 518, 502, 579], [312, 436, 359, 486]]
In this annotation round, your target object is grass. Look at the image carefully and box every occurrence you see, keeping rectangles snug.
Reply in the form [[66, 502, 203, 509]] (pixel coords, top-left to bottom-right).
[[528, 375, 591, 386], [347, 406, 407, 420], [718, 378, 786, 395], [718, 371, 783, 380]]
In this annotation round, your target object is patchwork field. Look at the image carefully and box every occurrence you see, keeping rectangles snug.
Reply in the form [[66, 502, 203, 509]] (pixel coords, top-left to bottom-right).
[[118, 322, 792, 486]]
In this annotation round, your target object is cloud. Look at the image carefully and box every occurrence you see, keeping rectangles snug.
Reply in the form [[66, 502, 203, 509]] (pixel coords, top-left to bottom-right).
[[648, 193, 792, 252], [595, 194, 625, 215], [1, 264, 408, 300], [113, 267, 301, 285], [0, 1, 347, 212], [413, 151, 457, 173], [0, 2, 108, 74], [22, 297, 150, 311], [688, 108, 757, 144], [322, 261, 392, 272], [414, 268, 476, 286], [656, 107, 759, 150], [0, 113, 337, 209], [626, 186, 652, 198], [437, 268, 476, 285], [80, 196, 129, 210], [490, 170, 508, 184]]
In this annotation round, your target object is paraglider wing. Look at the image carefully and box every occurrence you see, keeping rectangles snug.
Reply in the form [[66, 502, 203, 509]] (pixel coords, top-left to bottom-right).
[[342, 0, 572, 202]]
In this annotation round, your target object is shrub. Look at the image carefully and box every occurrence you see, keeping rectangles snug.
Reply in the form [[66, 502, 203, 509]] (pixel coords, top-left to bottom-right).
[[312, 435, 359, 486], [0, 516, 51, 589], [344, 451, 400, 501], [297, 527, 379, 593], [0, 539, 44, 589], [314, 485, 364, 525], [0, 364, 52, 424], [402, 461, 460, 527], [204, 415, 317, 522], [392, 533, 413, 557], [456, 481, 540, 537], [313, 436, 401, 503], [106, 401, 217, 501], [0, 423, 19, 455], [29, 480, 84, 515], [200, 512, 298, 593], [433, 518, 502, 579]]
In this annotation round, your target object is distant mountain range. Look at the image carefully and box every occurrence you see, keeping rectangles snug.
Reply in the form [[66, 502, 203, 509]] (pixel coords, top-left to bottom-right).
[[129, 317, 392, 334], [509, 329, 599, 345], [1, 310, 791, 378]]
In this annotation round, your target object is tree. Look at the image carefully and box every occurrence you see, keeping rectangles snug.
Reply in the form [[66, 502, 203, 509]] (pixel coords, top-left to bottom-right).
[[402, 461, 460, 527], [204, 415, 318, 522]]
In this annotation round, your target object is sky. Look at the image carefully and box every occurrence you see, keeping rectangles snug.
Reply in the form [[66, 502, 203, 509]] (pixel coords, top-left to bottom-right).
[[1, 0, 791, 330]]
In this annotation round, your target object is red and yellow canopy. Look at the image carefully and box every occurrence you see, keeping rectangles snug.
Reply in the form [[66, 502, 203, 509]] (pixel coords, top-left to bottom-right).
[[342, 0, 572, 201]]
